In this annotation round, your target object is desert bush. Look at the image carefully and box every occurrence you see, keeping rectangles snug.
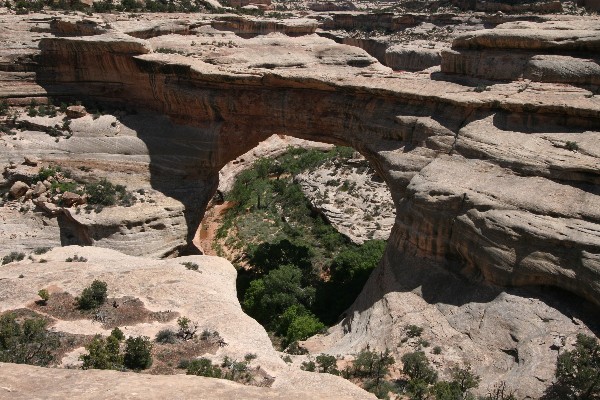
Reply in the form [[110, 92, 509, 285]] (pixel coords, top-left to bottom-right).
[[176, 317, 197, 341], [37, 289, 49, 305], [155, 329, 177, 344], [186, 358, 222, 378], [2, 252, 25, 265], [65, 255, 87, 262], [123, 336, 153, 370], [181, 261, 199, 271], [405, 325, 424, 338], [80, 331, 124, 370], [0, 313, 58, 365], [565, 141, 579, 151], [85, 179, 127, 206], [33, 247, 50, 255], [316, 353, 339, 375], [542, 333, 600, 400], [76, 280, 108, 310]]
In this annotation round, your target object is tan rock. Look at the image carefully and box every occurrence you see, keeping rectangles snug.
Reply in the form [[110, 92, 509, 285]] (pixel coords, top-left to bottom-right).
[[23, 155, 40, 166], [61, 191, 84, 207], [65, 105, 87, 118], [32, 181, 47, 197], [9, 181, 29, 199]]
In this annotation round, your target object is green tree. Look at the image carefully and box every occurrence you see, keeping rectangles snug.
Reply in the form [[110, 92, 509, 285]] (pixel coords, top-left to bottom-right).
[[543, 334, 600, 400], [80, 332, 123, 370], [316, 353, 339, 375], [0, 313, 58, 366], [242, 264, 315, 325], [247, 239, 313, 274], [76, 280, 108, 310], [401, 351, 438, 400], [123, 336, 153, 370], [285, 313, 325, 345]]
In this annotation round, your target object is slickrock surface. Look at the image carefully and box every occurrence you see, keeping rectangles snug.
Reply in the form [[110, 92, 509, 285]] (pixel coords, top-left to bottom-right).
[[0, 246, 373, 399]]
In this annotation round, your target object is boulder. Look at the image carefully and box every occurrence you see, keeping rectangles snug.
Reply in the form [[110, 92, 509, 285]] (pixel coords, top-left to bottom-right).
[[61, 191, 85, 207], [9, 181, 29, 199], [23, 155, 40, 166], [32, 181, 47, 197], [65, 105, 87, 118]]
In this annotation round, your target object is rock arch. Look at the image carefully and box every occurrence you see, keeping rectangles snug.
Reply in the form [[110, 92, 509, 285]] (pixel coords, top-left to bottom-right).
[[36, 29, 600, 313]]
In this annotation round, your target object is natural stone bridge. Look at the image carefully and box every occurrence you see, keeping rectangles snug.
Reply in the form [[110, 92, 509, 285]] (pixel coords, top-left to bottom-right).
[[36, 20, 600, 310]]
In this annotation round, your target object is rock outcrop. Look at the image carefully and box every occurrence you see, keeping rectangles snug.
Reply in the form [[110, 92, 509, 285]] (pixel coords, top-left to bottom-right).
[[442, 20, 600, 85]]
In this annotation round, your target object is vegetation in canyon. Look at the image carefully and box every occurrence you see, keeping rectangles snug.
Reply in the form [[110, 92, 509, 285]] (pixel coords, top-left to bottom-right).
[[213, 147, 386, 350]]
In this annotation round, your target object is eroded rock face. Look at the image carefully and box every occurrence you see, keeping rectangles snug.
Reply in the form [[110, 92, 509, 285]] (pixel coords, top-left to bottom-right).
[[442, 20, 600, 85]]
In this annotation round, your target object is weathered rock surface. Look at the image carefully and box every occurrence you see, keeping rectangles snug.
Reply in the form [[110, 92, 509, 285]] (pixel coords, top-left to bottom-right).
[[0, 246, 372, 399], [442, 20, 600, 85], [297, 156, 395, 244]]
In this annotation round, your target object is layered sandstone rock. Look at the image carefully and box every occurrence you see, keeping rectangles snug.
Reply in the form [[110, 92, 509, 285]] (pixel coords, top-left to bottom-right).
[[442, 20, 600, 85]]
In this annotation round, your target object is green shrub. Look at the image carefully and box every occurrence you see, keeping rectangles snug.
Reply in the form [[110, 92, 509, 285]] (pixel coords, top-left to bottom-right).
[[186, 358, 222, 378], [316, 354, 339, 375], [155, 329, 177, 344], [432, 346, 442, 355], [181, 262, 199, 271], [405, 325, 423, 338], [176, 316, 197, 341], [0, 313, 58, 365], [37, 289, 49, 304], [85, 179, 127, 206], [565, 141, 579, 151], [0, 100, 8, 115], [33, 247, 50, 255], [542, 334, 600, 400], [123, 336, 153, 370], [80, 332, 124, 370], [285, 313, 325, 345], [2, 252, 25, 265], [76, 280, 108, 310], [301, 360, 316, 372]]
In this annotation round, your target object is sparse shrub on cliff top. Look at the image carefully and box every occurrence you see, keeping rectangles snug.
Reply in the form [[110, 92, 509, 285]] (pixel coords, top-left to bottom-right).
[[85, 179, 126, 206], [76, 280, 108, 310], [123, 336, 153, 370], [2, 251, 25, 265], [176, 316, 197, 341], [37, 289, 49, 305], [155, 328, 177, 344], [186, 357, 222, 378], [0, 313, 58, 366]]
